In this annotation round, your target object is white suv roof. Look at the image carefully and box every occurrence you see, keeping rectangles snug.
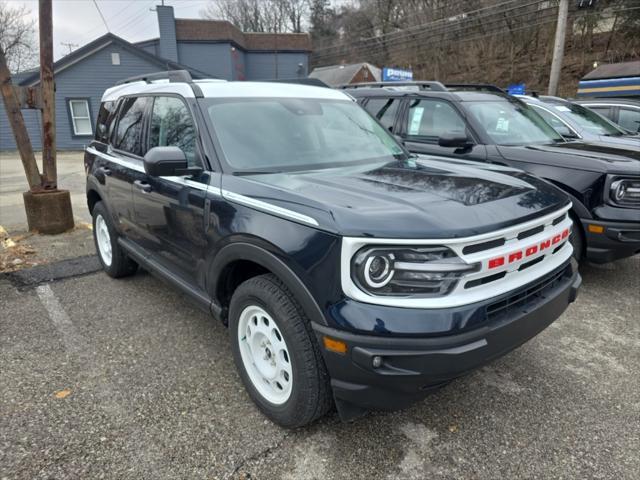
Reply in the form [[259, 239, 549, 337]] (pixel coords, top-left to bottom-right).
[[102, 79, 350, 103]]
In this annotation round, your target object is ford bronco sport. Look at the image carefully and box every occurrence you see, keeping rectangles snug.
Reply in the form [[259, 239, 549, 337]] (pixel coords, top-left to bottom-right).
[[85, 71, 581, 428]]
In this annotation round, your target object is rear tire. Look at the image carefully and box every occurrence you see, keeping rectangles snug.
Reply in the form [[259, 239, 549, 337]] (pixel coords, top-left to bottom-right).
[[92, 201, 138, 278], [229, 274, 333, 428]]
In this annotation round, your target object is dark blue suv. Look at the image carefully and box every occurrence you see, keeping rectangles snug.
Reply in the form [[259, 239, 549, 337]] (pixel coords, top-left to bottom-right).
[[85, 71, 581, 427]]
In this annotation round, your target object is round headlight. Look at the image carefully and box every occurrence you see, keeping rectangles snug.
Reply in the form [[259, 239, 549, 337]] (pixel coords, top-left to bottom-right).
[[614, 181, 626, 202], [364, 254, 394, 288]]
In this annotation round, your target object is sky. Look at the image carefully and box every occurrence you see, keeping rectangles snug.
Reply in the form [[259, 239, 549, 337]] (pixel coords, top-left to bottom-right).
[[5, 0, 210, 60]]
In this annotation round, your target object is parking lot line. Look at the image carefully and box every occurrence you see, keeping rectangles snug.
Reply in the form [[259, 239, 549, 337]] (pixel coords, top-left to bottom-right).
[[36, 284, 85, 357]]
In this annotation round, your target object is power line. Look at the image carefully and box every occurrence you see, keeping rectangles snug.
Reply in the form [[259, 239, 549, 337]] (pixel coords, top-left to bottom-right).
[[313, 0, 553, 63], [313, 0, 523, 55], [316, 5, 639, 74], [92, 0, 110, 31]]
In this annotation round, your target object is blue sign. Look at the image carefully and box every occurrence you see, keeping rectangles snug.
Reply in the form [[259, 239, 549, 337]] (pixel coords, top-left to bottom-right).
[[507, 83, 526, 95], [382, 67, 413, 82]]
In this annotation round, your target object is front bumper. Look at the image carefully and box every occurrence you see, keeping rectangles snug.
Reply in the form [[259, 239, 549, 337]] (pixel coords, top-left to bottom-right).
[[313, 261, 581, 420], [581, 218, 640, 263]]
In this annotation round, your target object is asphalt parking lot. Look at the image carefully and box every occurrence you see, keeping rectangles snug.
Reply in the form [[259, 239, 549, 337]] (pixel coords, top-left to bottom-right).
[[1, 253, 638, 480]]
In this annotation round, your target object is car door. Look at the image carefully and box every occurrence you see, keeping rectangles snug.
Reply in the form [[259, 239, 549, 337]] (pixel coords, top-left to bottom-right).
[[400, 98, 487, 161], [131, 94, 211, 285], [101, 96, 152, 237]]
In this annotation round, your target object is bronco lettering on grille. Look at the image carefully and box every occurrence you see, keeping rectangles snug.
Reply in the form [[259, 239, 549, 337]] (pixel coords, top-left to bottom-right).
[[488, 228, 570, 269]]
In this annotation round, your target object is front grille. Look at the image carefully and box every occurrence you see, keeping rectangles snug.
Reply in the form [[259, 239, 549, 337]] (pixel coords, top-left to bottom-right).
[[486, 263, 571, 321]]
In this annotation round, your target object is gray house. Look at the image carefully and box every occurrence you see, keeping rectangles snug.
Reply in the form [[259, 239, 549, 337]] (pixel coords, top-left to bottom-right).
[[0, 5, 311, 151]]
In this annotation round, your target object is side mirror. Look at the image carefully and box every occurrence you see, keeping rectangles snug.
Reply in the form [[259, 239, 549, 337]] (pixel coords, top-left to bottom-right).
[[97, 123, 107, 137], [143, 146, 189, 177], [438, 132, 471, 148]]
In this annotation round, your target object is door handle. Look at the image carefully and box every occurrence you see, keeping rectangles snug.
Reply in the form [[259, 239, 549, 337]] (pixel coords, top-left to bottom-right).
[[98, 166, 111, 176], [134, 180, 152, 193]]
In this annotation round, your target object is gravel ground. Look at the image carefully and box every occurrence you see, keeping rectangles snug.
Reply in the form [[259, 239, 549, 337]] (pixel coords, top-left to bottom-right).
[[0, 255, 638, 480]]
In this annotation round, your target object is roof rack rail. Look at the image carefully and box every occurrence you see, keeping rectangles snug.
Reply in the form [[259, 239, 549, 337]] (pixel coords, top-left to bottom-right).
[[444, 83, 505, 93], [116, 70, 195, 85], [115, 70, 207, 97], [339, 81, 448, 92], [265, 78, 330, 88]]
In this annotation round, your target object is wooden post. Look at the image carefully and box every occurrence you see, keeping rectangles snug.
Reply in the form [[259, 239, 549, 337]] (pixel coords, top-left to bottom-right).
[[0, 47, 43, 191], [39, 0, 57, 189]]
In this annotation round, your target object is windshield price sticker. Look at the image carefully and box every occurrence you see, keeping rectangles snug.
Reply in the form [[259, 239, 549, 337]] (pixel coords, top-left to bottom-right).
[[496, 117, 510, 132], [409, 107, 424, 135]]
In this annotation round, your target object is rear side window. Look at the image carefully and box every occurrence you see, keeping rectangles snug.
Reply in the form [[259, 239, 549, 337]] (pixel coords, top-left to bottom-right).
[[364, 98, 400, 131], [114, 97, 151, 156], [618, 108, 640, 133], [406, 99, 466, 139], [95, 101, 116, 143], [149, 96, 198, 166], [588, 106, 611, 119]]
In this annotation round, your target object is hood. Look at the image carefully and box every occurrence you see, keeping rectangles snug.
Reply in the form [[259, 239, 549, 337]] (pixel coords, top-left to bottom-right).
[[496, 141, 640, 174], [593, 135, 640, 151], [222, 156, 570, 238]]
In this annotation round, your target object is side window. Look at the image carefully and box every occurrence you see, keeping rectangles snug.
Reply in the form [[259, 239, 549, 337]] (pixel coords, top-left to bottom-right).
[[114, 97, 151, 156], [364, 98, 400, 131], [149, 96, 198, 167], [406, 99, 466, 139], [532, 105, 575, 138], [588, 106, 612, 119], [617, 108, 640, 133], [95, 101, 116, 143]]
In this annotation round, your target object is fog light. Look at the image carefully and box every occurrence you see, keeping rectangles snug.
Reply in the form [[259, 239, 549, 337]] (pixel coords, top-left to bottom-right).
[[372, 356, 383, 368]]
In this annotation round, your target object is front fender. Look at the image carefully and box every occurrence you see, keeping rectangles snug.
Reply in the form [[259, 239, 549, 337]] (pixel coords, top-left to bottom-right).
[[207, 241, 329, 327]]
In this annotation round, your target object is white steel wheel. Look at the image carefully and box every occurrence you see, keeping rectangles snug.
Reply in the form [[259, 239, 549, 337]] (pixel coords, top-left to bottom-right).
[[237, 305, 293, 405], [95, 213, 112, 266]]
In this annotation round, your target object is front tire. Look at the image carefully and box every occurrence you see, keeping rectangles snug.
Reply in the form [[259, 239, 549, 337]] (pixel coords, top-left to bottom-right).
[[92, 201, 137, 278], [229, 274, 332, 428]]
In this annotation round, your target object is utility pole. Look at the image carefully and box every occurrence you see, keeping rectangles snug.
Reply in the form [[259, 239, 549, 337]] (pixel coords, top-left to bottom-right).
[[39, 0, 57, 189], [548, 0, 569, 96]]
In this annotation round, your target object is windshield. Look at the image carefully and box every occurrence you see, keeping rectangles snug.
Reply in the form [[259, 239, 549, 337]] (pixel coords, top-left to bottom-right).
[[465, 100, 564, 145], [548, 103, 625, 136], [203, 98, 407, 172]]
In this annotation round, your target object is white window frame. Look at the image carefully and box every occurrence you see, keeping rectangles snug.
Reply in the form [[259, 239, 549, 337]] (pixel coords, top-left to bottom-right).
[[68, 99, 92, 136]]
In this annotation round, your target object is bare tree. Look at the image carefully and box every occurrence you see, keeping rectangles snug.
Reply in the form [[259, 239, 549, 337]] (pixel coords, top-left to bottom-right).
[[0, 1, 38, 74], [202, 0, 309, 33]]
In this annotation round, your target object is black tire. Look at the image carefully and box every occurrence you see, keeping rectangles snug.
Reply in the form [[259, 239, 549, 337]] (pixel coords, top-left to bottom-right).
[[569, 216, 584, 262], [229, 274, 333, 428], [92, 201, 138, 278]]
